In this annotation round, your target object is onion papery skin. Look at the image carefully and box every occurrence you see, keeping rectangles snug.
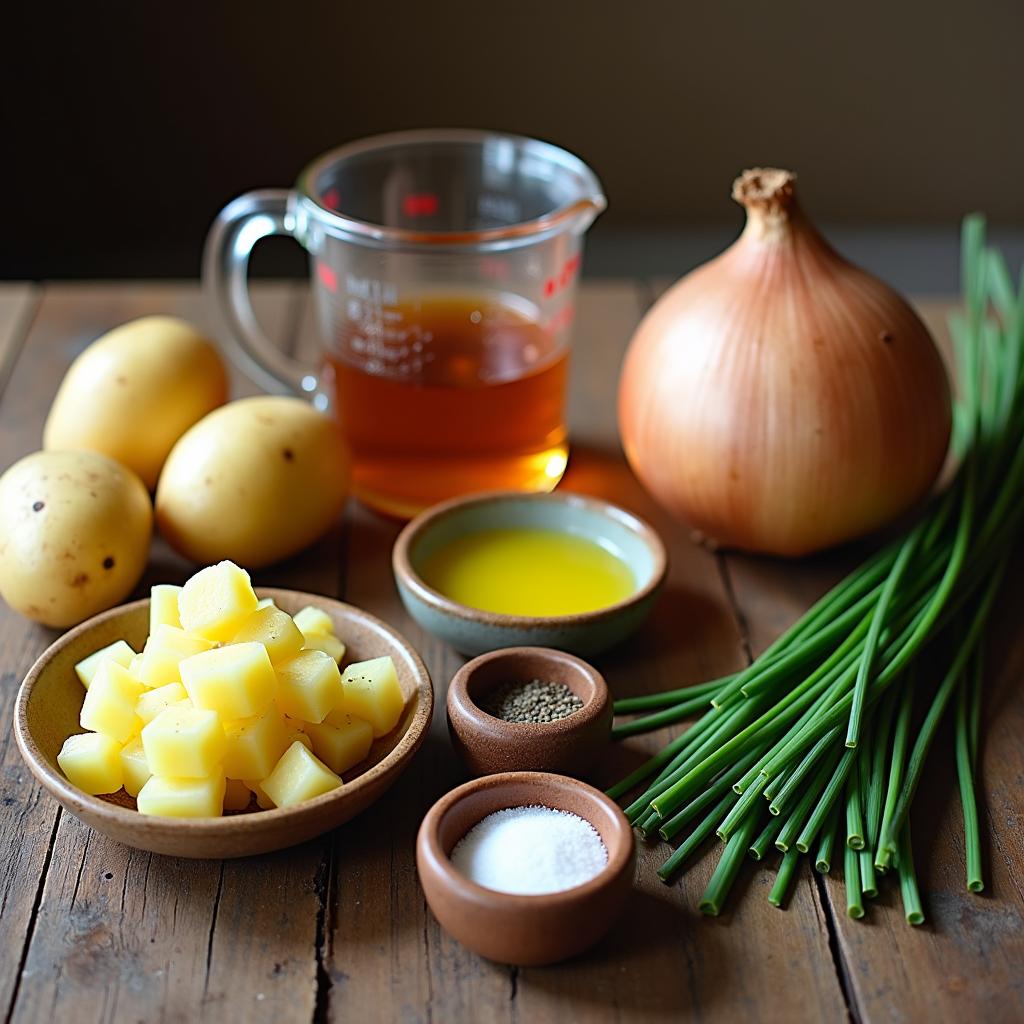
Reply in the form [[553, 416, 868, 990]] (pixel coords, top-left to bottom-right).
[[618, 172, 951, 557]]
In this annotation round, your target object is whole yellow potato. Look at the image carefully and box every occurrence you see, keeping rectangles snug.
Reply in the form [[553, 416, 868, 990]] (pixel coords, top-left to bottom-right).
[[0, 450, 152, 627], [43, 316, 228, 489], [155, 397, 349, 568]]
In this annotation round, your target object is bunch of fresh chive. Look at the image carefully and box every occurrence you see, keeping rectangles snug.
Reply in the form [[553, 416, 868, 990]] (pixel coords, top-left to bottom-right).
[[609, 217, 1021, 923]]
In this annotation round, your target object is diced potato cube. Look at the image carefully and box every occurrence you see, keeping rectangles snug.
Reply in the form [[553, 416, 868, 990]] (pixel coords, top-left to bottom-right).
[[243, 778, 275, 810], [119, 736, 152, 798], [136, 772, 226, 818], [136, 682, 188, 724], [80, 661, 145, 742], [292, 605, 334, 637], [261, 741, 342, 808], [231, 605, 304, 664], [178, 561, 259, 641], [57, 733, 123, 795], [141, 706, 226, 778], [129, 654, 145, 678], [75, 640, 137, 690], [302, 633, 346, 663], [305, 712, 373, 775], [256, 597, 276, 610], [275, 650, 343, 724], [180, 642, 277, 720], [136, 625, 215, 688], [149, 584, 183, 633], [223, 777, 253, 811], [338, 657, 405, 737], [222, 705, 288, 780], [283, 717, 313, 751]]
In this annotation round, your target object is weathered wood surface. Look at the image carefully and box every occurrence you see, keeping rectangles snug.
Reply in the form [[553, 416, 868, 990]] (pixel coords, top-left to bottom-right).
[[0, 281, 1018, 1023]]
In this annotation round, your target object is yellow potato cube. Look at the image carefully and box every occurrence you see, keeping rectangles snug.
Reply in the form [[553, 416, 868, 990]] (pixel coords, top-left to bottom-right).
[[261, 741, 342, 808], [231, 605, 304, 664], [137, 681, 188, 724], [292, 605, 334, 637], [119, 736, 152, 798], [136, 772, 226, 818], [243, 778, 275, 810], [339, 657, 405, 737], [180, 642, 277, 720], [74, 640, 136, 690], [129, 654, 145, 678], [223, 777, 253, 811], [80, 661, 145, 742], [57, 733, 123, 795], [302, 633, 346, 663], [305, 712, 373, 775], [141, 706, 226, 778], [283, 717, 313, 751], [178, 560, 259, 641], [149, 583, 183, 633], [256, 597, 277, 610], [275, 650, 343, 724], [222, 705, 288, 780], [136, 625, 215, 688]]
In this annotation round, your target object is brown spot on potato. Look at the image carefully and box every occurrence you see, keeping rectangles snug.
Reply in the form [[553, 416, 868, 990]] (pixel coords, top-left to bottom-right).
[[71, 572, 90, 588], [879, 331, 894, 344], [282, 448, 295, 462], [32, 501, 44, 512], [103, 556, 115, 570], [116, 375, 128, 385]]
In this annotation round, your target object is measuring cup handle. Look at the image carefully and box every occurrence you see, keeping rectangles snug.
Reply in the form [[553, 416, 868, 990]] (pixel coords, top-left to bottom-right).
[[202, 189, 312, 397]]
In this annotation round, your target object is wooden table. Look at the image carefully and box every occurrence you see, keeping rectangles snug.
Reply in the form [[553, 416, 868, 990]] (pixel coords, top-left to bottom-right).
[[1, 281, 1021, 1024]]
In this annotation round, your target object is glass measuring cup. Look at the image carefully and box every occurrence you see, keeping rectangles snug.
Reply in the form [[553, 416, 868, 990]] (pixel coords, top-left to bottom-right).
[[204, 129, 606, 518]]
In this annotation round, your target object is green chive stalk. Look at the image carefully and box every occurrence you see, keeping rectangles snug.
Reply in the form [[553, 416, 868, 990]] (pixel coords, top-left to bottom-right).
[[769, 847, 802, 908]]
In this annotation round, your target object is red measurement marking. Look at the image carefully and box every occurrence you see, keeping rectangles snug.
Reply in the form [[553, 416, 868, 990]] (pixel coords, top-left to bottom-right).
[[317, 263, 338, 292], [480, 256, 509, 281], [543, 278, 556, 298], [322, 188, 340, 210], [403, 193, 439, 217], [550, 305, 576, 331]]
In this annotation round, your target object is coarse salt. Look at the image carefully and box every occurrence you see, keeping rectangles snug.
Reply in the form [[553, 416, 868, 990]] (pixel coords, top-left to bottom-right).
[[450, 804, 608, 895]]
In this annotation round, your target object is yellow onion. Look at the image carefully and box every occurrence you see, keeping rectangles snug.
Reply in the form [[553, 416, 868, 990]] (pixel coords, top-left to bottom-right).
[[618, 168, 951, 556]]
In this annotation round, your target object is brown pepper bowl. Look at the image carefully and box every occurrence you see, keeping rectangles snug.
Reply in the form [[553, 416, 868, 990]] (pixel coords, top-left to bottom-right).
[[416, 771, 634, 966], [14, 588, 433, 859], [447, 647, 612, 778]]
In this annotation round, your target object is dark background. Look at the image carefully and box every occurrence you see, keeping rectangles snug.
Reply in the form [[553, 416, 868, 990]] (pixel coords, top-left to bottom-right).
[[3, 1, 1022, 288]]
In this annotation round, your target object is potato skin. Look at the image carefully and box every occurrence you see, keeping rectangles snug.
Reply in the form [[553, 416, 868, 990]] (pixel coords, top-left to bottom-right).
[[0, 450, 152, 627], [43, 316, 228, 489], [155, 397, 350, 568]]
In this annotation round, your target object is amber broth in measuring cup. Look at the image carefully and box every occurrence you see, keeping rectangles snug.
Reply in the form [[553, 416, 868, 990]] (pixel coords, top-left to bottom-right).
[[322, 293, 569, 518]]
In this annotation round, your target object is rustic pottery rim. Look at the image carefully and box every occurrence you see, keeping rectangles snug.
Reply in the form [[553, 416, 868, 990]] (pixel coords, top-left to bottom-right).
[[417, 770, 634, 907], [392, 489, 668, 630], [14, 589, 434, 837], [448, 646, 609, 738]]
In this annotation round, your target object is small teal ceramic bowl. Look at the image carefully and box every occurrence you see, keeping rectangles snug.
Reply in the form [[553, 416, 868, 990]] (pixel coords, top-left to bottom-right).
[[392, 490, 667, 657]]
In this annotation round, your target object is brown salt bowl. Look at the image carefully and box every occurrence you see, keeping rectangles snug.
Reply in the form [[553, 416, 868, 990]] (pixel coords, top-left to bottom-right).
[[14, 588, 433, 859], [416, 771, 635, 965], [447, 647, 612, 778]]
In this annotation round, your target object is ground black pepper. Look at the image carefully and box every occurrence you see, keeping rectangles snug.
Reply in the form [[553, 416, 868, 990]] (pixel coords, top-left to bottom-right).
[[480, 679, 584, 724]]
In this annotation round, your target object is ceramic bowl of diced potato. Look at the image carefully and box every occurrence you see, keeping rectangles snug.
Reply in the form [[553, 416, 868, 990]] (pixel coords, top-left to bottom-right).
[[14, 562, 433, 859]]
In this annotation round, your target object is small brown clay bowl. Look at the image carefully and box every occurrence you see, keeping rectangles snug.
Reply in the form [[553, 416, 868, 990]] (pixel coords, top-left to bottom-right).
[[393, 490, 667, 656], [447, 647, 612, 778], [416, 771, 635, 965], [14, 588, 433, 859]]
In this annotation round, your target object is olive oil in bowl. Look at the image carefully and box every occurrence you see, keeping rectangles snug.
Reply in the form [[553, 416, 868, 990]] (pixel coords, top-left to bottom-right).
[[418, 528, 636, 617]]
